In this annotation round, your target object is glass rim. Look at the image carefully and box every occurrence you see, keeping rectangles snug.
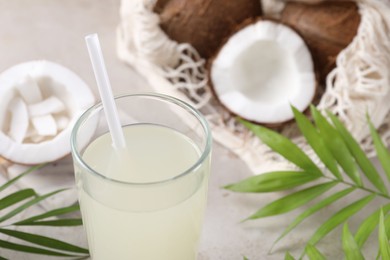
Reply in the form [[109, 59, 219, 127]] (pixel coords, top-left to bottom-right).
[[70, 92, 212, 186]]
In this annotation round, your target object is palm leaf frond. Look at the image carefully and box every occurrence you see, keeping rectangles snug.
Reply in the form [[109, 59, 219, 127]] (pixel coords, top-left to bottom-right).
[[0, 228, 88, 254], [342, 223, 364, 260], [305, 244, 326, 260], [246, 181, 336, 220], [224, 171, 319, 193], [369, 119, 390, 183], [15, 219, 83, 227], [13, 204, 80, 225], [239, 119, 322, 176], [308, 194, 375, 246], [293, 106, 342, 180], [0, 165, 89, 258], [0, 189, 36, 211], [328, 112, 387, 195], [0, 164, 46, 193], [284, 252, 296, 260], [0, 239, 76, 257], [310, 106, 361, 186], [379, 209, 390, 259], [355, 204, 390, 248], [0, 189, 67, 224], [272, 187, 354, 250], [230, 107, 390, 259]]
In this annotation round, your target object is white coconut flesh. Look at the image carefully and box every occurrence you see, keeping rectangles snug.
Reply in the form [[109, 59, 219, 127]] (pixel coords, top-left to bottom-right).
[[210, 20, 316, 124], [0, 60, 95, 164]]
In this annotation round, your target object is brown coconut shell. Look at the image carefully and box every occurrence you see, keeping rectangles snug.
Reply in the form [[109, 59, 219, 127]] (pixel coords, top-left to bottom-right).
[[281, 1, 361, 83], [154, 0, 262, 59]]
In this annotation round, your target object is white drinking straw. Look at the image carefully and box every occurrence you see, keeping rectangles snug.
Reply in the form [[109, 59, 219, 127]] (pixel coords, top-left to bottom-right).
[[85, 33, 126, 149]]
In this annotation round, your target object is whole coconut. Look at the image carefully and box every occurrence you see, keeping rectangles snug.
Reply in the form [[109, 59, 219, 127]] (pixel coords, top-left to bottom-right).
[[281, 1, 361, 83], [154, 0, 262, 59]]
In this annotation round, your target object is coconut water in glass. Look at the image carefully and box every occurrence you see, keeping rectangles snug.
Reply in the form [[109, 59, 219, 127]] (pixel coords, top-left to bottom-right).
[[71, 93, 212, 260]]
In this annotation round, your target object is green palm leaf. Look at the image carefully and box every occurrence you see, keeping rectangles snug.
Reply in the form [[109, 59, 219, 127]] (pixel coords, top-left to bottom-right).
[[369, 120, 390, 183], [15, 219, 83, 227], [230, 108, 390, 259], [292, 106, 342, 180], [13, 204, 80, 225], [239, 119, 322, 176], [328, 112, 387, 194], [305, 244, 326, 260], [310, 106, 361, 186], [342, 223, 364, 260], [0, 239, 76, 257], [224, 171, 319, 193], [384, 213, 390, 238], [355, 204, 390, 248], [0, 165, 89, 258], [246, 181, 336, 220], [0, 189, 66, 223], [379, 209, 390, 259], [0, 228, 88, 254], [308, 194, 375, 246], [284, 252, 295, 260], [0, 189, 37, 211], [272, 187, 354, 250], [0, 164, 46, 193]]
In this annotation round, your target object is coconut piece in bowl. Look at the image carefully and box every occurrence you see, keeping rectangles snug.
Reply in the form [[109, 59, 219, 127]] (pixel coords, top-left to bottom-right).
[[0, 60, 95, 164]]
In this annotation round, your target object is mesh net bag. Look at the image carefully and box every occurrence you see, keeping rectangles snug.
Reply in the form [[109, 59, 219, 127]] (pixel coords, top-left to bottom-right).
[[117, 0, 390, 174]]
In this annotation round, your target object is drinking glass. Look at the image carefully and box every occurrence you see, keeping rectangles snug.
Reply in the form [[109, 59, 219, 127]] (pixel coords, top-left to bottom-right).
[[71, 93, 212, 260]]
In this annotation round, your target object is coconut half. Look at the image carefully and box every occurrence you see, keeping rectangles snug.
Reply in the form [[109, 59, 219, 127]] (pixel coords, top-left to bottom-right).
[[281, 1, 360, 83], [209, 19, 316, 125], [155, 0, 262, 59], [0, 60, 95, 164]]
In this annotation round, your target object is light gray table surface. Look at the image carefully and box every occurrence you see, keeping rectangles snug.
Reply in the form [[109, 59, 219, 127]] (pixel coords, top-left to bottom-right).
[[0, 1, 381, 259]]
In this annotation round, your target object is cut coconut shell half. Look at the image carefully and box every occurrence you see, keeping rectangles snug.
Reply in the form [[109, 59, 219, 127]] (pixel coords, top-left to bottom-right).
[[0, 60, 95, 164], [209, 19, 316, 126], [155, 0, 262, 59], [281, 1, 360, 83]]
